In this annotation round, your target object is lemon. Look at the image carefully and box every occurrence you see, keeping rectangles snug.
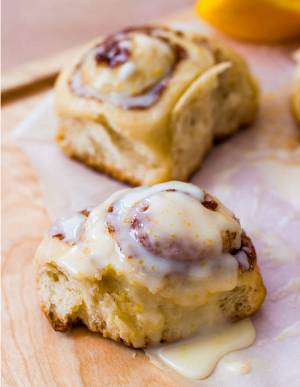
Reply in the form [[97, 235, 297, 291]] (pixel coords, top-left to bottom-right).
[[195, 0, 300, 43]]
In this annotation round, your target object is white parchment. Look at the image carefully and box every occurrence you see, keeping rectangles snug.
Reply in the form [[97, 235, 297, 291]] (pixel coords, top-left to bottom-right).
[[14, 92, 126, 221], [14, 21, 300, 387]]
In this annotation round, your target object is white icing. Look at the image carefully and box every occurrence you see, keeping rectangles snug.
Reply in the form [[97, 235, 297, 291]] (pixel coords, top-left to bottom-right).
[[57, 215, 116, 280], [275, 320, 300, 340], [255, 160, 300, 210], [117, 181, 205, 208], [262, 231, 299, 264], [92, 68, 113, 90], [235, 250, 250, 270], [118, 39, 133, 50], [224, 361, 251, 376], [54, 182, 242, 299], [107, 182, 240, 264], [73, 29, 177, 108], [49, 212, 86, 244], [270, 277, 300, 302], [71, 67, 167, 109], [146, 317, 255, 379], [118, 62, 136, 81]]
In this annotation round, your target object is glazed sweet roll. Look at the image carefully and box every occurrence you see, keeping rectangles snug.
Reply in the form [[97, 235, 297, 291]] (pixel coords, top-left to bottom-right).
[[34, 182, 266, 347], [55, 26, 258, 185]]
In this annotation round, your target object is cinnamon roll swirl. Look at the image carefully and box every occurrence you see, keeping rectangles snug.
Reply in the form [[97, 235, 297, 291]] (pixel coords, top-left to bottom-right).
[[55, 26, 258, 185], [34, 182, 265, 347]]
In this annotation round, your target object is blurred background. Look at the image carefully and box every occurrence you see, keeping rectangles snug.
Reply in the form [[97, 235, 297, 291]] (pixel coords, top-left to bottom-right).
[[2, 0, 193, 71]]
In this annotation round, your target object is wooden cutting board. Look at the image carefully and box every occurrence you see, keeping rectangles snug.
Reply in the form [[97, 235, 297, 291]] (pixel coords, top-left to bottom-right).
[[1, 7, 200, 387]]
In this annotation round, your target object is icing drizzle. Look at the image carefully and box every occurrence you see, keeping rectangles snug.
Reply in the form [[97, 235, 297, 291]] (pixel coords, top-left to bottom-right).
[[47, 183, 255, 295], [70, 26, 188, 109]]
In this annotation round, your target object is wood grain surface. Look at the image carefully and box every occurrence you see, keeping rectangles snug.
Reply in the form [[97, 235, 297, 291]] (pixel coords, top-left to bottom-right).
[[1, 46, 81, 105], [1, 7, 198, 387], [1, 62, 178, 387]]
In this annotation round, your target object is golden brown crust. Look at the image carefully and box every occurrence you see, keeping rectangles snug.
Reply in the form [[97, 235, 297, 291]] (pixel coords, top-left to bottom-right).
[[55, 138, 143, 187], [180, 122, 251, 183], [42, 304, 142, 348], [56, 134, 174, 187], [55, 120, 245, 187], [42, 277, 266, 347], [54, 26, 258, 186], [42, 305, 79, 333], [291, 94, 300, 125], [36, 182, 265, 348], [40, 257, 266, 348]]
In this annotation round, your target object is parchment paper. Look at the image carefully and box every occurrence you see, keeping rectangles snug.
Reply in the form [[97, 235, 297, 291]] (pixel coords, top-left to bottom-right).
[[14, 20, 300, 387]]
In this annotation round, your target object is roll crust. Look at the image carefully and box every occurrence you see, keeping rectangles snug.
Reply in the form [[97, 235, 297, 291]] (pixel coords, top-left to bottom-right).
[[55, 26, 258, 186], [34, 183, 266, 348]]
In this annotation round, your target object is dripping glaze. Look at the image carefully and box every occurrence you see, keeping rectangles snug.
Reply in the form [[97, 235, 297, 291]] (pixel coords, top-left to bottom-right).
[[46, 181, 259, 379], [50, 182, 244, 296], [145, 317, 255, 379]]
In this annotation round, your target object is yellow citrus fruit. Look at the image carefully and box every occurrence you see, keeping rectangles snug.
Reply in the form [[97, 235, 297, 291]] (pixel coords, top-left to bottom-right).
[[195, 0, 300, 43]]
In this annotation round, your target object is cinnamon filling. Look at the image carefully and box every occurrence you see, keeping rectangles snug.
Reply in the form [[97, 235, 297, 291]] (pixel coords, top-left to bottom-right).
[[233, 232, 256, 271], [53, 233, 64, 240], [80, 209, 91, 217], [95, 38, 131, 68], [105, 186, 243, 265], [69, 26, 187, 109], [130, 215, 215, 262], [202, 193, 218, 210]]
